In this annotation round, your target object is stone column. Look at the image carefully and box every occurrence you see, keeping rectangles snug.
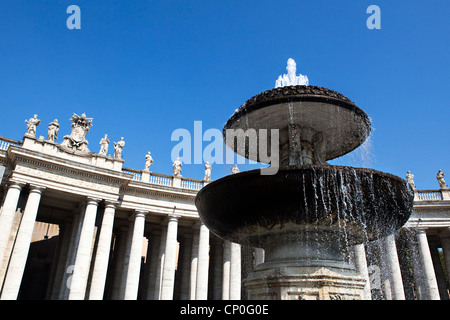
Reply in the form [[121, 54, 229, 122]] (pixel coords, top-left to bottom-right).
[[222, 240, 231, 300], [110, 226, 128, 300], [0, 182, 24, 272], [45, 223, 65, 299], [375, 238, 392, 300], [384, 234, 405, 300], [118, 219, 135, 299], [189, 232, 199, 299], [143, 230, 161, 300], [160, 214, 179, 300], [406, 231, 427, 300], [124, 211, 147, 300], [212, 239, 224, 300], [88, 202, 116, 300], [68, 197, 100, 300], [49, 219, 74, 299], [1, 185, 44, 300], [60, 210, 82, 299], [229, 242, 241, 300], [195, 222, 210, 300], [179, 233, 193, 300], [353, 243, 371, 300], [153, 227, 167, 299], [439, 229, 450, 287], [416, 229, 440, 299], [428, 237, 449, 299]]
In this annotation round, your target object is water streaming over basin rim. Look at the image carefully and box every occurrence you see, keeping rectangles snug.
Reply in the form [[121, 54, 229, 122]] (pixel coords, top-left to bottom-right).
[[195, 165, 414, 247], [222, 85, 372, 163]]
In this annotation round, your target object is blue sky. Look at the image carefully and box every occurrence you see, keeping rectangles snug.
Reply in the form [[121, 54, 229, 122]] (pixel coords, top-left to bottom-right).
[[0, 0, 449, 189]]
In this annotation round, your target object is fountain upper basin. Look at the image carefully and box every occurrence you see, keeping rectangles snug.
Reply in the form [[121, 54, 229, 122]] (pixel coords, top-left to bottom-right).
[[224, 86, 371, 164], [195, 165, 414, 247]]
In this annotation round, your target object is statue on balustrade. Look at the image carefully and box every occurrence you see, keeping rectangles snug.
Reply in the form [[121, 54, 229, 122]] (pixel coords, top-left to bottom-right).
[[61, 113, 93, 152], [114, 137, 125, 159], [231, 164, 240, 174], [144, 152, 153, 170], [25, 114, 41, 137], [173, 157, 182, 177], [47, 119, 60, 142], [406, 170, 415, 189], [99, 134, 110, 156], [437, 169, 446, 189], [204, 162, 212, 181]]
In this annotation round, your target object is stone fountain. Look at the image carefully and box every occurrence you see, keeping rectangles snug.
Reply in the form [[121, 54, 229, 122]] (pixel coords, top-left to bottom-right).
[[195, 59, 414, 300]]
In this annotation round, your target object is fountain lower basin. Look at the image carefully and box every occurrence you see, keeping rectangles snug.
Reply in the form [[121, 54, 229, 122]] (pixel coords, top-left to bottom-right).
[[196, 165, 413, 247], [195, 165, 413, 300]]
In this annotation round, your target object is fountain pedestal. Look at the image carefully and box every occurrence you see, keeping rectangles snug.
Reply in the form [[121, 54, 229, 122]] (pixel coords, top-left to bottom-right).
[[244, 230, 366, 300], [245, 264, 366, 300]]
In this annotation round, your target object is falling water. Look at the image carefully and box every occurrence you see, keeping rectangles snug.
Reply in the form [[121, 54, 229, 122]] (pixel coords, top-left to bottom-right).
[[288, 101, 294, 125]]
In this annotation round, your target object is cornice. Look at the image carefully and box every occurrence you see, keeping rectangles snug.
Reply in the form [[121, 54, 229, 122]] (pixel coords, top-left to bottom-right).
[[8, 146, 130, 186]]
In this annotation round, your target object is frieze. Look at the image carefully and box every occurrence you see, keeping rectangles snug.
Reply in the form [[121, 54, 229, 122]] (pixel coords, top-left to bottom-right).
[[120, 186, 196, 203], [13, 155, 127, 185], [16, 164, 119, 194]]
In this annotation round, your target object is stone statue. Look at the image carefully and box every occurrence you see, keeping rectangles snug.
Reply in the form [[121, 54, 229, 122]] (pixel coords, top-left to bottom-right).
[[437, 169, 446, 189], [25, 114, 41, 137], [275, 58, 309, 88], [61, 113, 93, 152], [113, 137, 125, 160], [99, 134, 110, 156], [406, 170, 415, 189], [47, 119, 60, 142], [173, 157, 182, 177], [144, 152, 153, 170], [231, 164, 240, 174], [204, 162, 212, 181]]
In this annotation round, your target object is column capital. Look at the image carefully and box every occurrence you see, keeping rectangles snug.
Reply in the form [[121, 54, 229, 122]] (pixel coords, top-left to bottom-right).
[[7, 181, 26, 190], [104, 200, 119, 209], [416, 228, 428, 235], [194, 219, 207, 228], [134, 210, 147, 219], [28, 184, 46, 194], [85, 196, 102, 205], [167, 213, 181, 222]]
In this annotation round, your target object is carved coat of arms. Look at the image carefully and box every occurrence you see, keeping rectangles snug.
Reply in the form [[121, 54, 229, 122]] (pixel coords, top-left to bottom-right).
[[60, 113, 93, 152]]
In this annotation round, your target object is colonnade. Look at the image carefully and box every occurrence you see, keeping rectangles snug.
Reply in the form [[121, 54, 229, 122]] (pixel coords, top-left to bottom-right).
[[0, 183, 44, 299], [353, 229, 450, 300], [0, 181, 244, 300], [1, 180, 450, 300]]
